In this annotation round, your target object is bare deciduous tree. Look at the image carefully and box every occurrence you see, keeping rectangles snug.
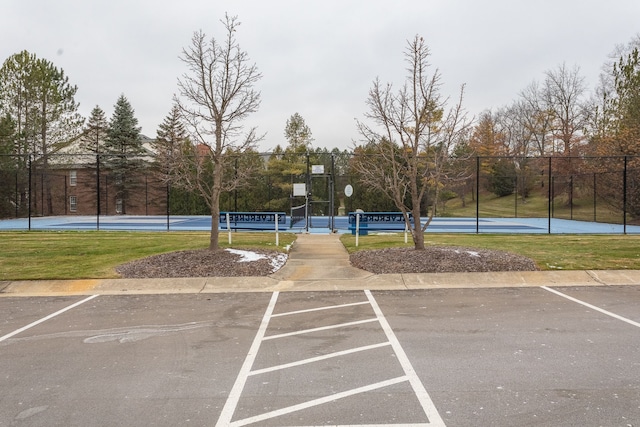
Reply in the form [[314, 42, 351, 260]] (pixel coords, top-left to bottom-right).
[[543, 63, 588, 155], [175, 14, 262, 250], [353, 36, 471, 250]]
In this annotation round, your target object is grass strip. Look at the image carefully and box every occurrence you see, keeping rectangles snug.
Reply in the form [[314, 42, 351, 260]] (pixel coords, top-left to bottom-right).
[[340, 233, 640, 271], [0, 231, 296, 280]]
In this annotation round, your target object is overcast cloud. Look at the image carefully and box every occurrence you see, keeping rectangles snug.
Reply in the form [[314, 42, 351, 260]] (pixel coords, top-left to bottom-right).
[[2, 0, 639, 151]]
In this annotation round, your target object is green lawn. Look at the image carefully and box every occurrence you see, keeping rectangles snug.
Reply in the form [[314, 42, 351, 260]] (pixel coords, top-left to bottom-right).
[[0, 231, 296, 280], [341, 233, 640, 271], [1, 231, 639, 280], [443, 188, 628, 224]]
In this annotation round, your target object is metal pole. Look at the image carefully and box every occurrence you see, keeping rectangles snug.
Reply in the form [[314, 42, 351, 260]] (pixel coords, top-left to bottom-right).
[[355, 212, 360, 247], [330, 153, 335, 231], [551, 177, 555, 218], [40, 172, 44, 217], [570, 175, 574, 220], [64, 175, 68, 215], [166, 183, 170, 231], [145, 174, 148, 216], [514, 176, 518, 218], [475, 156, 480, 234], [105, 175, 108, 216], [593, 172, 597, 222], [96, 155, 101, 231], [28, 155, 32, 230], [623, 156, 628, 234], [15, 169, 19, 218], [548, 156, 552, 234], [304, 153, 311, 233]]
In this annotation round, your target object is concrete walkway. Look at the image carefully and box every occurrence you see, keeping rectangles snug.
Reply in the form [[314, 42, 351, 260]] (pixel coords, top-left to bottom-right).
[[2, 233, 640, 296], [271, 233, 372, 281]]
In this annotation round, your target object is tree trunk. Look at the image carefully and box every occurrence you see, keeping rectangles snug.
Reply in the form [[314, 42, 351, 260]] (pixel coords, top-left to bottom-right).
[[412, 204, 425, 250], [209, 196, 220, 250], [209, 153, 223, 251]]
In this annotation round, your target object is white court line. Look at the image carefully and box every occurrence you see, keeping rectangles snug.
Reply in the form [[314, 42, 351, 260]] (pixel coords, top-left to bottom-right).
[[365, 290, 446, 427], [262, 318, 378, 340], [249, 342, 392, 376], [271, 301, 370, 317], [0, 294, 99, 343], [541, 286, 640, 328], [216, 291, 280, 427]]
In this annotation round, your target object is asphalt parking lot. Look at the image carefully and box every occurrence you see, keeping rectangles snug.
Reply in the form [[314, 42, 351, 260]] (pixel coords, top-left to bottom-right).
[[1, 286, 639, 426]]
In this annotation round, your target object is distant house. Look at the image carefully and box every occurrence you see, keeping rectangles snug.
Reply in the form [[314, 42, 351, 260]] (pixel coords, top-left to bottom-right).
[[31, 135, 168, 216]]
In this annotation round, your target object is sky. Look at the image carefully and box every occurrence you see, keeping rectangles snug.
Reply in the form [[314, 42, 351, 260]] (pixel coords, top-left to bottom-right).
[[2, 0, 639, 151]]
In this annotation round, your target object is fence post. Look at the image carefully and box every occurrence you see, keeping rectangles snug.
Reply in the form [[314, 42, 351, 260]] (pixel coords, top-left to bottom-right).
[[547, 156, 552, 234], [593, 172, 597, 222], [28, 155, 32, 230], [623, 156, 628, 234], [306, 152, 310, 232], [514, 176, 518, 218], [330, 153, 335, 231], [475, 156, 480, 234], [64, 175, 68, 215], [96, 154, 101, 231], [166, 183, 170, 231], [570, 175, 574, 220], [355, 212, 360, 247], [14, 169, 18, 218]]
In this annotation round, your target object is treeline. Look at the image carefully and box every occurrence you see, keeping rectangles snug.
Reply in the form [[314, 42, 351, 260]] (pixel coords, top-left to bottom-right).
[[1, 33, 640, 222]]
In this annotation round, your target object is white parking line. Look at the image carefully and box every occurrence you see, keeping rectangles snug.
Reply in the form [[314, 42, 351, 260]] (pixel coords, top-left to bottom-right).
[[0, 294, 99, 343], [249, 342, 392, 376], [541, 286, 640, 328], [216, 291, 446, 426], [216, 291, 280, 427], [230, 376, 411, 427], [365, 290, 446, 427], [271, 301, 370, 317], [263, 318, 378, 340]]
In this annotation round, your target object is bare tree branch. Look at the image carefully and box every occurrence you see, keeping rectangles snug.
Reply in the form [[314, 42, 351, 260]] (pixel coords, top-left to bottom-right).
[[353, 35, 471, 250], [174, 13, 262, 250]]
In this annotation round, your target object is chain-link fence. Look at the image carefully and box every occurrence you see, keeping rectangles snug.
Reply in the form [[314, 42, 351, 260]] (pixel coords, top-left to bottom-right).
[[473, 156, 639, 228], [1, 153, 638, 232]]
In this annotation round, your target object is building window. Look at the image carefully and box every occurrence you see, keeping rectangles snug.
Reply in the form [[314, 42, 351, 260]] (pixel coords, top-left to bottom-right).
[[69, 196, 77, 212], [115, 199, 123, 214], [69, 170, 77, 186]]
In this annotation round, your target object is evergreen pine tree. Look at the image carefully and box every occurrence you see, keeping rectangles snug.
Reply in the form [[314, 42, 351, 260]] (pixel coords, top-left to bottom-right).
[[81, 105, 108, 154], [0, 50, 83, 215], [0, 114, 17, 217], [103, 95, 145, 214], [153, 103, 189, 181], [79, 105, 108, 167]]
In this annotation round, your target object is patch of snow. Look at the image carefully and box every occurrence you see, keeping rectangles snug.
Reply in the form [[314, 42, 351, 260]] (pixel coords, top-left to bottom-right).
[[270, 253, 288, 272], [450, 248, 481, 257], [226, 248, 267, 262], [225, 248, 288, 273]]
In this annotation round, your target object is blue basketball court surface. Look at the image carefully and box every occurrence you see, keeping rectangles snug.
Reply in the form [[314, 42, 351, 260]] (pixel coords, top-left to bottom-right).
[[1, 215, 639, 234]]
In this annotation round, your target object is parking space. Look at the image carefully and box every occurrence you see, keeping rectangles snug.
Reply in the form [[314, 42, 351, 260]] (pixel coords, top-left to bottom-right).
[[0, 296, 86, 338], [375, 287, 640, 426], [1, 286, 639, 426]]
